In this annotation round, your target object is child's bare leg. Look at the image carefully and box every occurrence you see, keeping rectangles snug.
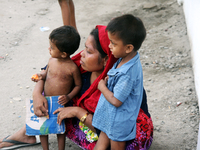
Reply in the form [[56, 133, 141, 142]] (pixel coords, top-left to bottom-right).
[[57, 134, 66, 150], [110, 140, 126, 150], [0, 125, 37, 148], [58, 0, 77, 30], [40, 135, 49, 150], [94, 131, 109, 150]]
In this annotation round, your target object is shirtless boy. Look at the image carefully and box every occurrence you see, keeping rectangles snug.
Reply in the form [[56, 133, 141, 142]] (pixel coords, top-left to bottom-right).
[[31, 25, 82, 150]]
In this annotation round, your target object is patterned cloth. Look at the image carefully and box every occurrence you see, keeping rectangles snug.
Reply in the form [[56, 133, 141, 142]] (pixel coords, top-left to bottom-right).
[[79, 121, 98, 143], [65, 109, 153, 150]]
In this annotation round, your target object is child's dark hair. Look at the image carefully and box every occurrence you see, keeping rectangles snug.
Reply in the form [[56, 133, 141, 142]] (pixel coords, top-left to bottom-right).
[[49, 25, 80, 55], [90, 29, 107, 58], [106, 14, 146, 51]]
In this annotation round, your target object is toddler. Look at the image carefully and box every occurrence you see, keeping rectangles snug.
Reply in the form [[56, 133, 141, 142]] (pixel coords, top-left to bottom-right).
[[32, 25, 82, 150]]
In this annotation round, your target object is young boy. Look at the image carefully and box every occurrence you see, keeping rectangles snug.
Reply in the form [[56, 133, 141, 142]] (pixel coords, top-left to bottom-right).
[[92, 14, 146, 150], [31, 25, 82, 150]]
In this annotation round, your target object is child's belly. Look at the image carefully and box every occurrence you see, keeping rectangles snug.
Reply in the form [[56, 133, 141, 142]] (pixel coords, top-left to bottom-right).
[[44, 78, 73, 96]]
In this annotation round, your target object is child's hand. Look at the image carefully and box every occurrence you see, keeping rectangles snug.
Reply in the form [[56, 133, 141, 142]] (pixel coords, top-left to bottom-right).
[[98, 76, 109, 90], [58, 95, 70, 105], [104, 76, 109, 83], [31, 74, 42, 82]]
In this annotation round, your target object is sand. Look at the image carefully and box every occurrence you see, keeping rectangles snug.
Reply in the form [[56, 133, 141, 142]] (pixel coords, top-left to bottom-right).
[[0, 0, 199, 149]]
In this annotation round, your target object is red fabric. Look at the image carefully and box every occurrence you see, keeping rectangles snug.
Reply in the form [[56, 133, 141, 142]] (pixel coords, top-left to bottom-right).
[[68, 26, 153, 149], [71, 25, 117, 113]]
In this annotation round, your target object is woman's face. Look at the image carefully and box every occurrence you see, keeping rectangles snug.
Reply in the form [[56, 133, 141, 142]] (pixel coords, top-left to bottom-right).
[[80, 35, 105, 73]]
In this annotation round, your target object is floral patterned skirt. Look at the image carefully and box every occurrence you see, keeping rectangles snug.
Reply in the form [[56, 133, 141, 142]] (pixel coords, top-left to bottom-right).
[[65, 109, 153, 150]]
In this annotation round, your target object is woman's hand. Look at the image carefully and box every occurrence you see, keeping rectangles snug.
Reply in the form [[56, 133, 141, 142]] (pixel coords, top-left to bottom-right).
[[32, 80, 48, 117], [54, 106, 96, 132], [98, 76, 109, 91], [53, 107, 77, 125], [33, 93, 48, 117]]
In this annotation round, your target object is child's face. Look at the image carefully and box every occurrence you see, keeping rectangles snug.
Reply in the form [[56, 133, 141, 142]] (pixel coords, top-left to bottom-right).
[[48, 40, 63, 58], [107, 32, 128, 59]]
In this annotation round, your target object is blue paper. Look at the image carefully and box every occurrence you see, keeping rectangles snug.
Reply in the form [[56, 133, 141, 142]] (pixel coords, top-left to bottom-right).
[[26, 96, 65, 135]]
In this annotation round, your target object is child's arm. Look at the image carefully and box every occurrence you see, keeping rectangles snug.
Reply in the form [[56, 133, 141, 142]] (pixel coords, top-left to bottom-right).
[[31, 68, 47, 82], [68, 66, 82, 99], [98, 76, 122, 107], [58, 65, 82, 105]]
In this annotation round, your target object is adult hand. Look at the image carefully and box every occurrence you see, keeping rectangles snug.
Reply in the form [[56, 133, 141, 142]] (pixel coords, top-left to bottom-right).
[[32, 80, 48, 117], [33, 93, 48, 117], [53, 106, 77, 125]]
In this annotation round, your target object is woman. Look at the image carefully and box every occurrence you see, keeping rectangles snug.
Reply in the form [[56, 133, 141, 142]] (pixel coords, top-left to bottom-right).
[[53, 25, 153, 150], [0, 1, 153, 150]]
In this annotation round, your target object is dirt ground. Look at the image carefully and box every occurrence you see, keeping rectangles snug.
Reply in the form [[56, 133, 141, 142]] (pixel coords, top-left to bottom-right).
[[0, 0, 199, 150]]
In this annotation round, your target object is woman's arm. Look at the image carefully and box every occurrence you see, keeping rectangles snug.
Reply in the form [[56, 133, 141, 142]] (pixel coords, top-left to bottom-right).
[[32, 74, 48, 117], [54, 106, 96, 132]]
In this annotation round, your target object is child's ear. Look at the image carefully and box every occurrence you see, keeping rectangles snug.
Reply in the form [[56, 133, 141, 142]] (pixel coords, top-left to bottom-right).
[[61, 52, 68, 58], [126, 44, 134, 54]]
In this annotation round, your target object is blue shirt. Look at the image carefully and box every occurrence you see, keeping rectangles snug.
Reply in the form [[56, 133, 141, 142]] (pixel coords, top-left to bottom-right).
[[92, 52, 143, 141]]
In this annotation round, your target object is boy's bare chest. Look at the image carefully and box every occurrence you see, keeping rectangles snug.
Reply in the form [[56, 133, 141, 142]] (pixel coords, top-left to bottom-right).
[[47, 62, 74, 82], [44, 64, 74, 96]]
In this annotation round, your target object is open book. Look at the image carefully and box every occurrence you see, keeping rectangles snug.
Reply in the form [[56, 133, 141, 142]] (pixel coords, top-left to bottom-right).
[[26, 96, 65, 135]]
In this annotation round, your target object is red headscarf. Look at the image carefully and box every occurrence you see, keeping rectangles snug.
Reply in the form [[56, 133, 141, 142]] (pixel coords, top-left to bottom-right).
[[71, 25, 117, 113]]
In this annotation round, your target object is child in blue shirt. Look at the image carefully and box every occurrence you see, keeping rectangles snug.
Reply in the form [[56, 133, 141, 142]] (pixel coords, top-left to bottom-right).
[[92, 14, 146, 150]]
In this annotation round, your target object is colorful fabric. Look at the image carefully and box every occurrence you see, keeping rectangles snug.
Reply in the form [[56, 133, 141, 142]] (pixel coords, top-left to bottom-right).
[[79, 121, 98, 143], [66, 25, 153, 149], [126, 109, 153, 150], [93, 53, 144, 141], [65, 109, 153, 150]]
